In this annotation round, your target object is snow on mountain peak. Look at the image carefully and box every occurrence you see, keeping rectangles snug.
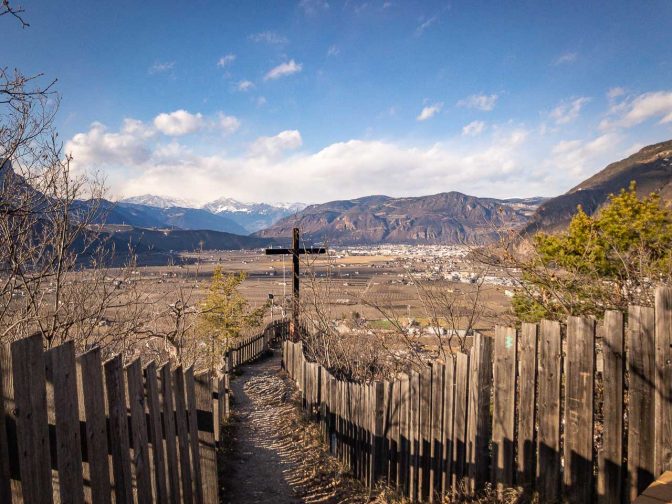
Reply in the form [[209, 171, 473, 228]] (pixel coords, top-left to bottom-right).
[[121, 194, 198, 209]]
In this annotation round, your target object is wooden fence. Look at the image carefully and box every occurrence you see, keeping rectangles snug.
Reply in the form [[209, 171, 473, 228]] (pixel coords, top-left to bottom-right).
[[0, 335, 225, 504], [282, 286, 672, 503], [0, 318, 289, 504], [227, 319, 289, 370]]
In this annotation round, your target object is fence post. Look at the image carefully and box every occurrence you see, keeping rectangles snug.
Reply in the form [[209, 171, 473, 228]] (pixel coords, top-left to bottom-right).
[[598, 311, 624, 503], [45, 340, 85, 504], [537, 320, 561, 502], [563, 316, 596, 504], [371, 381, 386, 486], [160, 364, 182, 504], [77, 347, 112, 504], [466, 333, 494, 494], [195, 372, 218, 504], [517, 323, 538, 493], [145, 362, 169, 504], [626, 306, 655, 501], [655, 286, 672, 475], [105, 355, 133, 504], [492, 326, 517, 495], [126, 359, 153, 504]]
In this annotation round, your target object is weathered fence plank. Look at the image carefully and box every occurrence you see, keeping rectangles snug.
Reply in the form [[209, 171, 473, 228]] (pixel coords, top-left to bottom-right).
[[441, 357, 455, 499], [45, 341, 85, 504], [598, 311, 624, 503], [195, 372, 218, 504], [78, 348, 111, 504], [12, 335, 53, 503], [517, 322, 537, 491], [655, 286, 672, 475], [372, 381, 385, 486], [146, 362, 169, 504], [452, 352, 469, 493], [126, 359, 153, 504], [564, 316, 596, 504], [429, 362, 444, 502], [419, 366, 432, 500], [537, 319, 561, 502], [161, 364, 182, 504], [409, 370, 420, 500], [628, 305, 656, 502], [466, 333, 493, 494], [186, 368, 204, 504], [399, 375, 410, 496], [174, 367, 194, 504], [492, 326, 516, 494], [104, 355, 133, 504], [0, 343, 15, 503]]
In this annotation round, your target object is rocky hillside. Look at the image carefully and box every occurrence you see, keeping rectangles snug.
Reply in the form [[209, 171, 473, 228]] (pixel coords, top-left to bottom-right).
[[255, 192, 544, 245], [525, 139, 672, 233]]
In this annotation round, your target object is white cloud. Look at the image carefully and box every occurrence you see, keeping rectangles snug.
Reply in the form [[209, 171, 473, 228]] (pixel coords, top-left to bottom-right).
[[327, 45, 340, 57], [264, 60, 303, 80], [457, 94, 498, 112], [462, 120, 485, 136], [249, 130, 303, 157], [217, 54, 236, 67], [249, 31, 288, 44], [237, 80, 255, 91], [415, 13, 439, 36], [299, 0, 329, 15], [607, 87, 626, 100], [554, 52, 577, 65], [69, 107, 661, 205], [601, 90, 672, 129], [65, 120, 154, 167], [148, 61, 175, 75], [217, 113, 240, 135], [416, 102, 443, 121], [548, 133, 623, 178], [68, 117, 548, 204], [549, 97, 591, 125], [256, 96, 267, 107], [154, 110, 205, 136]]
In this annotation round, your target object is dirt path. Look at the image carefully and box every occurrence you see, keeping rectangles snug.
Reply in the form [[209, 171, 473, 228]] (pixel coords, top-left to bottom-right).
[[218, 351, 376, 504]]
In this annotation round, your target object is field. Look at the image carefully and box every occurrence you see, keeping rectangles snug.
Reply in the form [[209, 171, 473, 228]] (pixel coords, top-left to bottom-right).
[[126, 246, 516, 339]]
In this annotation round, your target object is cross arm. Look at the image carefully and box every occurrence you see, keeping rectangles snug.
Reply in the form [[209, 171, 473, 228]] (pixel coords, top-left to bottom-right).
[[265, 248, 292, 255]]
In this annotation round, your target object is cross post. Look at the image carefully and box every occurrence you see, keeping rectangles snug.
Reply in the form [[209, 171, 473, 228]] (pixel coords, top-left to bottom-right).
[[265, 228, 326, 341]]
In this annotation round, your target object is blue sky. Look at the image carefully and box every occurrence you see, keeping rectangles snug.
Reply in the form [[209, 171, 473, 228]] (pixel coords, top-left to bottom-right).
[[5, 0, 672, 203]]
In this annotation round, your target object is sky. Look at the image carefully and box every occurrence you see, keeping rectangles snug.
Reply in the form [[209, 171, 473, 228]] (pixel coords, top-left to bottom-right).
[[4, 0, 672, 204]]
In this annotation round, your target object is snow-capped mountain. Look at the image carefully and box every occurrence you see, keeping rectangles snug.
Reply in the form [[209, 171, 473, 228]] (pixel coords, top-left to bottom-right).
[[202, 197, 306, 232], [118, 194, 306, 233], [121, 194, 198, 209]]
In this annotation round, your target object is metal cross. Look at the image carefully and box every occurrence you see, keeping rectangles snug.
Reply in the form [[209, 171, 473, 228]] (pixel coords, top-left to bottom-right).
[[265, 228, 326, 340]]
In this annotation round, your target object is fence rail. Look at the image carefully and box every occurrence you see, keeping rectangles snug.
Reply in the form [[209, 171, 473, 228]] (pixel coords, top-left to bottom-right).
[[0, 337, 227, 503], [282, 286, 672, 503]]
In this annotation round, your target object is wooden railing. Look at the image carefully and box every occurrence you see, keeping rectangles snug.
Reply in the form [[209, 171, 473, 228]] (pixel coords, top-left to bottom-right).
[[282, 286, 672, 503], [227, 319, 290, 370], [0, 335, 226, 503]]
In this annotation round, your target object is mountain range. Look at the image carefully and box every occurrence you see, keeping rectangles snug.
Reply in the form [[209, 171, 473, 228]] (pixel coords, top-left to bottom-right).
[[257, 140, 672, 244], [524, 139, 672, 233], [255, 193, 547, 245], [7, 138, 672, 251], [118, 195, 306, 233]]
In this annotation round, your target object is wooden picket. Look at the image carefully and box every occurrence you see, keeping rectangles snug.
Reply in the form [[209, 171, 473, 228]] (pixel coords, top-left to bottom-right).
[[598, 311, 624, 503], [492, 325, 516, 495]]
